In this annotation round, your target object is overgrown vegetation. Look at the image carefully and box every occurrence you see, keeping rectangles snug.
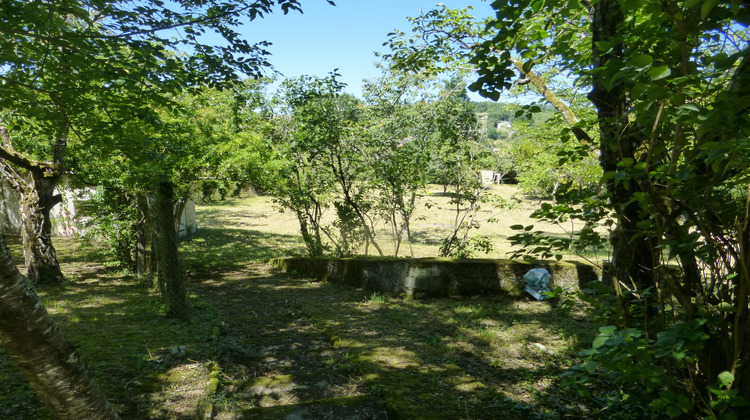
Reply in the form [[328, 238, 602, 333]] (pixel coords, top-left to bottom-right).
[[1, 199, 597, 419], [4, 0, 750, 418], [382, 1, 750, 417]]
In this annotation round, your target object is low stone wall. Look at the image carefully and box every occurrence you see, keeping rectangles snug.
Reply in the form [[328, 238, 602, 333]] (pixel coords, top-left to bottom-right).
[[272, 257, 608, 299]]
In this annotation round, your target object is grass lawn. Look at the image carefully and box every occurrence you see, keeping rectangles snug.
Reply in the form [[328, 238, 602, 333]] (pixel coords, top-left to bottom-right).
[[193, 183, 612, 264], [1, 184, 605, 419]]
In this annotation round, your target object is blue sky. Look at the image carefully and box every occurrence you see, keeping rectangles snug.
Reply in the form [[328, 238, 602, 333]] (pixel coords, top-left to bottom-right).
[[234, 0, 495, 99]]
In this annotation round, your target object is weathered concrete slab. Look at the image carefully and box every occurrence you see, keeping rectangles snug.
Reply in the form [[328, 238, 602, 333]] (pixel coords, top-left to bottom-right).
[[272, 257, 607, 299]]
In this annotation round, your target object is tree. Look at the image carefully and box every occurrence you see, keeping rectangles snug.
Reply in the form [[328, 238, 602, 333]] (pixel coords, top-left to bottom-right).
[[0, 0, 331, 284], [387, 0, 750, 414], [362, 67, 461, 256], [0, 125, 66, 284], [509, 115, 601, 199], [1, 0, 334, 414], [270, 73, 385, 256]]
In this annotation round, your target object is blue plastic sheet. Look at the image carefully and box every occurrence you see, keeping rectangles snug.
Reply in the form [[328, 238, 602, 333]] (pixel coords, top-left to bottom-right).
[[524, 268, 551, 300]]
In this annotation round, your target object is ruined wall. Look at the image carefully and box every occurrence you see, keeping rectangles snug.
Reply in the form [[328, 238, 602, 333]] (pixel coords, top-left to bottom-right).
[[272, 257, 609, 299]]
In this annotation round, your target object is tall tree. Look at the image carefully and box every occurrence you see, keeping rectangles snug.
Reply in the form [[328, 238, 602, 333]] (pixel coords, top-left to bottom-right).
[[0, 0, 332, 284], [0, 0, 334, 414], [362, 67, 438, 256], [276, 73, 384, 256], [387, 0, 750, 412], [0, 125, 66, 284]]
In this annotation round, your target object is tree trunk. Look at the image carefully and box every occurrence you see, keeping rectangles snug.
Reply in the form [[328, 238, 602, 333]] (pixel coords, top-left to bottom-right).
[[0, 235, 119, 419], [297, 211, 324, 257], [589, 0, 655, 296], [0, 126, 66, 285], [20, 172, 66, 285], [149, 179, 188, 320]]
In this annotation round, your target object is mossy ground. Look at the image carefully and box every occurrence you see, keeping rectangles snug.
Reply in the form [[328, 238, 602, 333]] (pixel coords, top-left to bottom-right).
[[1, 189, 600, 419]]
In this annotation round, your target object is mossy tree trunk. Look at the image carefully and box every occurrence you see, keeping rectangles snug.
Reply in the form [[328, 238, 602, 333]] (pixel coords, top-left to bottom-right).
[[0, 126, 66, 285], [149, 178, 188, 320], [0, 235, 119, 419], [20, 172, 66, 285], [589, 0, 655, 305]]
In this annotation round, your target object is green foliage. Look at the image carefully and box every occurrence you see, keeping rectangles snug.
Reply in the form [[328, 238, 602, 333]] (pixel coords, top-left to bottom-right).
[[507, 190, 613, 263], [707, 372, 750, 419], [561, 320, 742, 418], [78, 185, 139, 270], [385, 0, 750, 411], [368, 292, 386, 303], [509, 117, 601, 198], [440, 234, 494, 259], [261, 72, 369, 256]]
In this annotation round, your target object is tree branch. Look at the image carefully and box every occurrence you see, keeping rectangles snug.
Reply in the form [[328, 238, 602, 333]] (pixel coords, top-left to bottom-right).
[[0, 159, 29, 194], [510, 58, 595, 147], [0, 127, 58, 174]]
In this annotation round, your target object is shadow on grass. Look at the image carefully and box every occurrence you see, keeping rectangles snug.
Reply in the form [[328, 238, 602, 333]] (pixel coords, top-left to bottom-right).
[[323, 294, 594, 418], [409, 229, 448, 246], [180, 227, 307, 277], [0, 251, 597, 419], [2, 195, 599, 419], [0, 270, 225, 419], [225, 274, 598, 419]]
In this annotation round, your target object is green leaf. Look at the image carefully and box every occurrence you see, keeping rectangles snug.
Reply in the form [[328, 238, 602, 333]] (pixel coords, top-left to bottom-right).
[[665, 405, 682, 418], [599, 326, 617, 334], [592, 335, 610, 349], [629, 54, 653, 68], [617, 157, 635, 168], [593, 326, 617, 348], [522, 59, 534, 74], [647, 65, 671, 80], [510, 224, 524, 230], [718, 371, 735, 387], [716, 302, 736, 312], [594, 41, 612, 52], [621, 0, 644, 11], [636, 220, 652, 229], [675, 394, 692, 411], [584, 361, 599, 373], [678, 103, 700, 113]]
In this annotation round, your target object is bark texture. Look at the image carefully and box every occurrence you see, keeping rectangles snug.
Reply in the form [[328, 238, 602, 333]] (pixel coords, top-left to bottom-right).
[[149, 178, 188, 320], [0, 126, 66, 285], [0, 235, 119, 419], [588, 0, 655, 294], [20, 172, 66, 284]]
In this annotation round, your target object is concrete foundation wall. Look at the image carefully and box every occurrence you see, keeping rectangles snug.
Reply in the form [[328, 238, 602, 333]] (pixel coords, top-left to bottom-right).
[[272, 257, 608, 299]]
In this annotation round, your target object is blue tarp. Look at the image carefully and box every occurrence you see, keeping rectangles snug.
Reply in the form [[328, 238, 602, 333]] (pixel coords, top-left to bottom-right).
[[524, 268, 551, 300]]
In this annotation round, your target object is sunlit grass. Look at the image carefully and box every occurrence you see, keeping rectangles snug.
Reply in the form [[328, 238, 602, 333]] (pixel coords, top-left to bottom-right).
[[197, 184, 612, 262]]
